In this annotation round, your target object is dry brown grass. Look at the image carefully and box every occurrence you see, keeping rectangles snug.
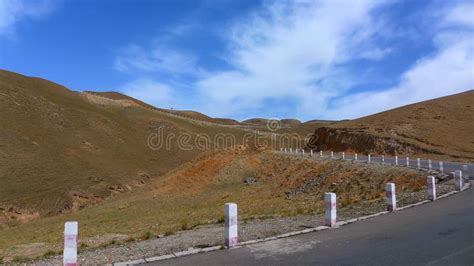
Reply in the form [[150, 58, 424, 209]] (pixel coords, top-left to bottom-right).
[[308, 90, 474, 161], [0, 69, 455, 262], [0, 70, 276, 225], [0, 149, 426, 261]]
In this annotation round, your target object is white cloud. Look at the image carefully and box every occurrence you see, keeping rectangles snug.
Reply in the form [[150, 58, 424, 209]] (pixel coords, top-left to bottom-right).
[[114, 0, 472, 121], [114, 0, 390, 118], [195, 0, 387, 118], [359, 47, 392, 60], [443, 2, 474, 28], [0, 0, 55, 36], [113, 21, 206, 77], [114, 44, 200, 76], [325, 2, 474, 119], [119, 79, 175, 109], [327, 41, 473, 119]]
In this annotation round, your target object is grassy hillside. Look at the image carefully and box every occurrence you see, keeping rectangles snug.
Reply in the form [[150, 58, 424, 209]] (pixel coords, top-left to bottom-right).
[[0, 70, 265, 225], [0, 148, 426, 261], [1, 69, 464, 261], [307, 90, 474, 161]]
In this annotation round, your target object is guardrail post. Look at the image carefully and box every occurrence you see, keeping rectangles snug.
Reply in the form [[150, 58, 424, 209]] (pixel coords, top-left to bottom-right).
[[280, 148, 283, 152], [439, 161, 444, 173], [290, 148, 292, 153], [417, 158, 421, 169], [63, 221, 78, 266], [302, 149, 305, 155], [320, 151, 323, 157], [406, 157, 410, 167], [428, 160, 432, 170], [325, 193, 336, 227], [427, 176, 436, 201], [225, 203, 238, 247], [355, 153, 358, 160], [382, 155, 385, 163], [395, 156, 398, 165], [331, 151, 334, 159], [454, 170, 463, 191], [310, 150, 313, 157], [386, 183, 396, 211], [342, 152, 345, 159], [368, 154, 371, 163]]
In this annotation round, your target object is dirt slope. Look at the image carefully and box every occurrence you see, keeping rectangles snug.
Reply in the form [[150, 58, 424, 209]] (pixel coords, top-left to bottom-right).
[[0, 148, 426, 261], [0, 69, 451, 261], [307, 90, 474, 161], [0, 70, 260, 225]]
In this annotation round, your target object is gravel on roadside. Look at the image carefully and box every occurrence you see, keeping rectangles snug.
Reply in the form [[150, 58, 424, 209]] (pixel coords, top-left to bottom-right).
[[36, 175, 457, 264]]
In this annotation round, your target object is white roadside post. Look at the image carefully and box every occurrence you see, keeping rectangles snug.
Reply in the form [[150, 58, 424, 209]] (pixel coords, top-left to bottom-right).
[[302, 149, 305, 156], [417, 158, 421, 169], [320, 150, 323, 157], [324, 193, 337, 227], [386, 183, 396, 211], [462, 165, 469, 181], [342, 152, 345, 160], [427, 176, 436, 201], [382, 155, 385, 163], [331, 151, 334, 159], [355, 153, 358, 160], [440, 161, 444, 173], [406, 157, 410, 167], [395, 156, 399, 165], [428, 160, 432, 170], [63, 221, 78, 266], [368, 154, 371, 163], [224, 203, 238, 247], [310, 150, 313, 157], [454, 170, 463, 192], [290, 148, 293, 154], [280, 148, 283, 152]]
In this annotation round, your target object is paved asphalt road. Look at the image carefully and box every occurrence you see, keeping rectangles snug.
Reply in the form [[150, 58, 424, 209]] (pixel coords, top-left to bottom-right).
[[285, 151, 474, 178], [330, 153, 473, 179], [151, 186, 474, 266], [356, 155, 474, 179]]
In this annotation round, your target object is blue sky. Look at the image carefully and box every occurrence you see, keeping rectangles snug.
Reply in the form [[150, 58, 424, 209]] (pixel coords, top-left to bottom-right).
[[0, 0, 473, 121]]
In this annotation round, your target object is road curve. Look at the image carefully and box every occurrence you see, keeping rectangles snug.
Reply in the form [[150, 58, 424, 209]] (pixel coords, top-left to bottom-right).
[[150, 186, 474, 266]]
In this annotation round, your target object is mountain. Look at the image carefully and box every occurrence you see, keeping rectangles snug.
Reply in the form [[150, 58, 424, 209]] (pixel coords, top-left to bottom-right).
[[85, 92, 333, 136], [306, 90, 474, 161], [0, 70, 271, 224], [0, 69, 463, 261]]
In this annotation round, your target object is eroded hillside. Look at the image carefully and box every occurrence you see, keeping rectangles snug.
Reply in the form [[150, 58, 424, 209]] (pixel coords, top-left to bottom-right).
[[307, 91, 474, 161], [0, 147, 427, 260], [0, 70, 266, 225], [0, 69, 465, 262]]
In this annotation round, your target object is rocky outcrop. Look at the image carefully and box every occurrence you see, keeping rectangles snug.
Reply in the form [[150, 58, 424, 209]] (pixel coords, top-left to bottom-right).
[[306, 127, 439, 155]]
